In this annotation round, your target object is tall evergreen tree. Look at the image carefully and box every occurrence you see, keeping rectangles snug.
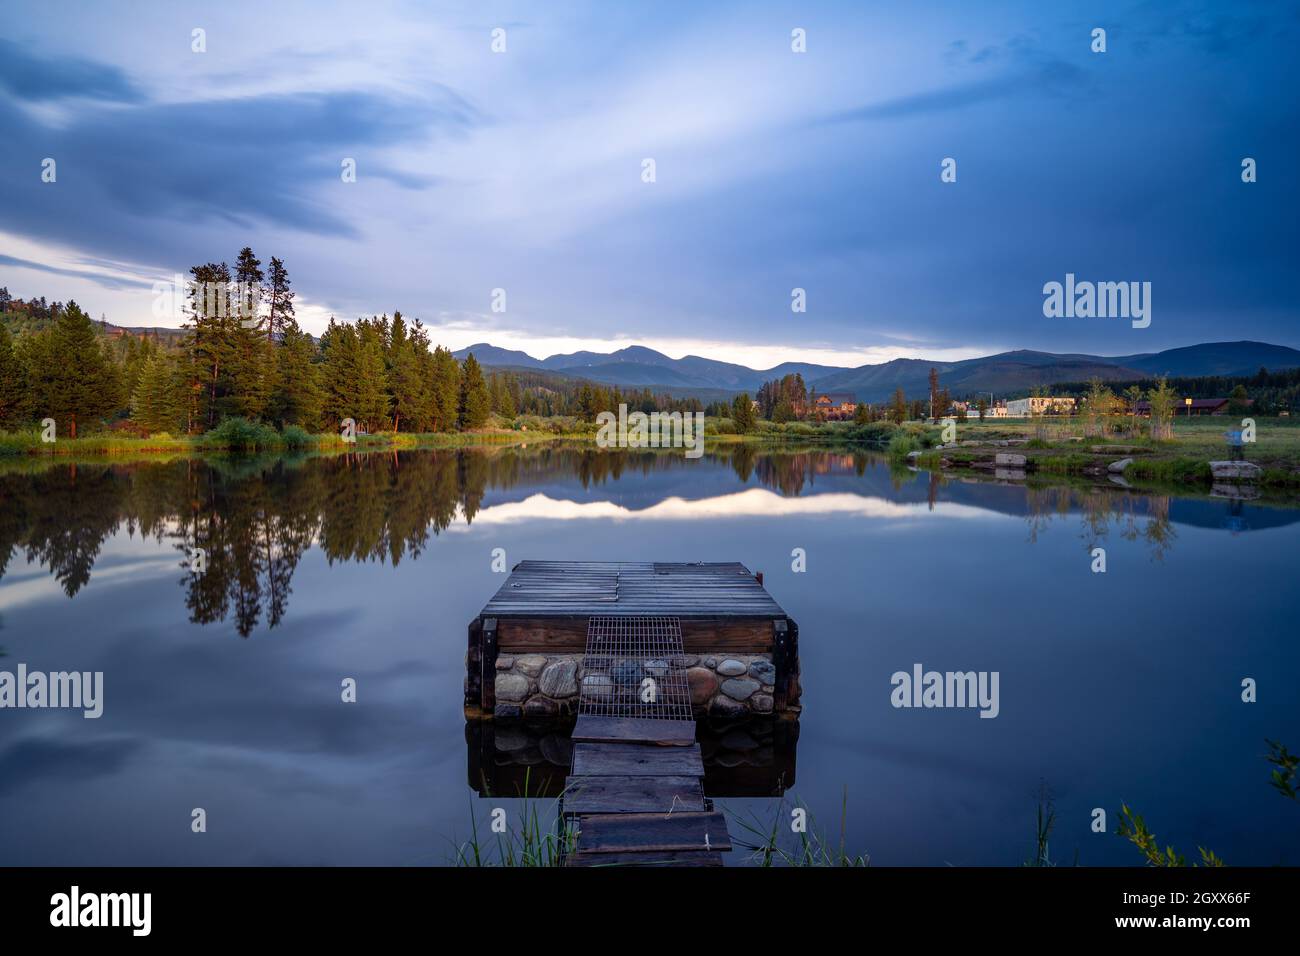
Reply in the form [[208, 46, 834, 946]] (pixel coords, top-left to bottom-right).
[[458, 353, 491, 429], [890, 387, 908, 424], [0, 323, 26, 426], [266, 256, 295, 343], [26, 302, 123, 438], [387, 312, 428, 432], [185, 261, 235, 429], [430, 346, 461, 431], [131, 350, 182, 433], [732, 392, 755, 432], [271, 319, 324, 429]]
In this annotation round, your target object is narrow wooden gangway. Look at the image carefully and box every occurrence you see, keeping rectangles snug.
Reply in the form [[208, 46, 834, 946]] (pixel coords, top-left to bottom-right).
[[563, 615, 732, 867]]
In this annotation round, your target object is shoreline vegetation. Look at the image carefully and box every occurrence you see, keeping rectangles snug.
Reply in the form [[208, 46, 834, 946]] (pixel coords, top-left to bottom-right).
[[3, 415, 1298, 495]]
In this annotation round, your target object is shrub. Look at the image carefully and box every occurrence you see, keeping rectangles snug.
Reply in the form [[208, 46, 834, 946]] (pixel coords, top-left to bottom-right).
[[280, 424, 312, 449], [201, 417, 281, 451]]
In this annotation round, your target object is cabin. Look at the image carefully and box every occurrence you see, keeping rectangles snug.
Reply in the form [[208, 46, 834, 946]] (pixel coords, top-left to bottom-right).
[[1133, 397, 1241, 417], [811, 392, 858, 420], [465, 560, 800, 722]]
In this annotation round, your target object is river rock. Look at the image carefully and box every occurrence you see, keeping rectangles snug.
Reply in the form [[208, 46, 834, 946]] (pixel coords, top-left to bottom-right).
[[495, 655, 515, 670], [709, 695, 747, 718], [538, 659, 579, 698], [495, 672, 530, 702], [1210, 461, 1262, 480], [678, 655, 699, 668], [515, 655, 547, 677], [523, 695, 560, 718], [751, 693, 774, 713], [721, 677, 760, 701], [493, 703, 522, 719], [1108, 457, 1133, 473], [748, 660, 776, 684], [611, 659, 645, 686], [581, 674, 613, 699], [687, 667, 718, 705], [717, 659, 747, 676], [643, 659, 669, 678], [994, 452, 1026, 467]]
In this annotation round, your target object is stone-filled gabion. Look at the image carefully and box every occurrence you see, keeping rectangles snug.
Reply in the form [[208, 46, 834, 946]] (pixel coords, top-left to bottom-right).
[[492, 652, 789, 719]]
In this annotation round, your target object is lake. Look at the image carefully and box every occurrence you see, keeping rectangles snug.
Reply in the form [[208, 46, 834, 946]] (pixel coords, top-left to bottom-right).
[[1, 444, 1296, 866]]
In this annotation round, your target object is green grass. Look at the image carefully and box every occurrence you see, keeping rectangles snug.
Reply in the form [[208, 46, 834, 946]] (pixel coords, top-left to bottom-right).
[[729, 788, 870, 867], [1124, 456, 1213, 483], [0, 422, 562, 459], [451, 770, 576, 867]]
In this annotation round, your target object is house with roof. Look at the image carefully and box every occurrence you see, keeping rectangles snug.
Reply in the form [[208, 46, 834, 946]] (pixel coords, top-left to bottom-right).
[[811, 392, 858, 420]]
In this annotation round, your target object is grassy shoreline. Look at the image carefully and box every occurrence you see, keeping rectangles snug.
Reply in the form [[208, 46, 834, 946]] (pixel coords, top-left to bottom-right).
[[3, 415, 1298, 494]]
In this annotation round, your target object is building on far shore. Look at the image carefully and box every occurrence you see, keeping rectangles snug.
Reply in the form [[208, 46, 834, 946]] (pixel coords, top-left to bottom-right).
[[811, 392, 858, 420], [1133, 397, 1241, 417], [1004, 396, 1077, 417]]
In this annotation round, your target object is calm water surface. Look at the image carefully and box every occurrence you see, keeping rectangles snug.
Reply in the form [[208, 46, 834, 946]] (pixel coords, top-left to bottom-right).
[[1, 445, 1296, 865]]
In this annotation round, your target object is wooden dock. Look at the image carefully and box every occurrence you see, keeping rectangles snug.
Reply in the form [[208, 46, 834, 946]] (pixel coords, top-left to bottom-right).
[[464, 560, 801, 866], [563, 615, 731, 866]]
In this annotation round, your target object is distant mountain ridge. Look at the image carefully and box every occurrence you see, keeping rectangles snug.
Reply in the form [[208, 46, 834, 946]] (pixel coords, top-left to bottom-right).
[[452, 340, 1300, 403]]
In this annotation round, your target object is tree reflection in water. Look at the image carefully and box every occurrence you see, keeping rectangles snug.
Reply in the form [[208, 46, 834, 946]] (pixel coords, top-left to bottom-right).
[[0, 446, 1247, 636]]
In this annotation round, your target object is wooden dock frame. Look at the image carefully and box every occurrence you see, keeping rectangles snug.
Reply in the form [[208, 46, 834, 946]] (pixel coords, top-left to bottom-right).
[[464, 560, 800, 866], [464, 561, 799, 719]]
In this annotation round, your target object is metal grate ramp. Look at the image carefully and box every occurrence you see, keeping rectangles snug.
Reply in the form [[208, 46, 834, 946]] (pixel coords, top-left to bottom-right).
[[573, 615, 694, 746]]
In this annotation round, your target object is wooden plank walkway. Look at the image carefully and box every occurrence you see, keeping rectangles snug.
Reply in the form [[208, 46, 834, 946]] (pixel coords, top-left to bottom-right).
[[564, 614, 733, 867], [482, 561, 784, 618]]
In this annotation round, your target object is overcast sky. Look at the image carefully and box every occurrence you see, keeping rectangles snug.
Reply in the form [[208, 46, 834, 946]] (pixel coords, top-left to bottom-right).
[[1, 0, 1296, 368]]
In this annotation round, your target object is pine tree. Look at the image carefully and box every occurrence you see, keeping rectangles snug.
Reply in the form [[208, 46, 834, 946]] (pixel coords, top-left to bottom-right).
[[354, 319, 389, 432], [271, 319, 324, 429], [0, 323, 26, 426], [131, 350, 181, 433], [458, 353, 491, 430], [27, 302, 123, 438], [185, 261, 235, 429], [227, 248, 276, 419], [387, 312, 428, 432], [266, 256, 295, 343], [890, 387, 907, 424], [320, 318, 359, 428], [430, 346, 461, 431], [732, 392, 755, 432]]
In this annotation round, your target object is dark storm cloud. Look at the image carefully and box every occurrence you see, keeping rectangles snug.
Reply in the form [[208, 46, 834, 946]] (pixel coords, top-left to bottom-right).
[[0, 736, 143, 796], [0, 40, 479, 264], [0, 37, 143, 103]]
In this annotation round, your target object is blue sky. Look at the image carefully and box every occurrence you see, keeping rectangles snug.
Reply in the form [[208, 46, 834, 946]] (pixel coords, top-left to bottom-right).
[[1, 0, 1296, 368]]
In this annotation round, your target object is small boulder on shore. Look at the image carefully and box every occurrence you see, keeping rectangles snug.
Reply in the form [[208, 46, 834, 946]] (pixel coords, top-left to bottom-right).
[[994, 452, 1026, 467], [1107, 458, 1133, 473], [1210, 461, 1262, 480]]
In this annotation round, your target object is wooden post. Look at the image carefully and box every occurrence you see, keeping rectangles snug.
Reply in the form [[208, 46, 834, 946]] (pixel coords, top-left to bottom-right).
[[464, 617, 483, 715], [771, 618, 791, 711], [481, 617, 499, 715]]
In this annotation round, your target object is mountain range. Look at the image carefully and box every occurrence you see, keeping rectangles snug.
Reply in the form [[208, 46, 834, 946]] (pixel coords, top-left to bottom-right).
[[451, 340, 1300, 403]]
